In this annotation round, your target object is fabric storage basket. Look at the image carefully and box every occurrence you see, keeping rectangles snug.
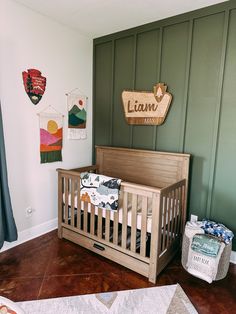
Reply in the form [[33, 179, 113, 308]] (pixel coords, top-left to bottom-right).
[[181, 232, 232, 281]]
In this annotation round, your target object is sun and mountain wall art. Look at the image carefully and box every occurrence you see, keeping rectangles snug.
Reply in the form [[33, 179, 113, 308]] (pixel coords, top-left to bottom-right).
[[39, 113, 63, 163], [67, 94, 87, 139]]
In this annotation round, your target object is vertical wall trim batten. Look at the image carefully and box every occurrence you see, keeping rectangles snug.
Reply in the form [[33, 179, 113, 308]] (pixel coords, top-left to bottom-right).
[[130, 33, 137, 148], [154, 27, 163, 150], [206, 9, 230, 218], [110, 40, 115, 145], [92, 44, 97, 162], [180, 19, 194, 153]]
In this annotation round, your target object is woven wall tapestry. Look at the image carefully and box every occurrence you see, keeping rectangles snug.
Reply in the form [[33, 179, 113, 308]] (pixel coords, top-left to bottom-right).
[[39, 111, 63, 163], [67, 94, 87, 139], [22, 69, 46, 105]]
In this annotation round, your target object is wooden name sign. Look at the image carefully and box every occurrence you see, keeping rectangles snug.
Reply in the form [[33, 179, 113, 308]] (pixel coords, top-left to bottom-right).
[[122, 83, 172, 125]]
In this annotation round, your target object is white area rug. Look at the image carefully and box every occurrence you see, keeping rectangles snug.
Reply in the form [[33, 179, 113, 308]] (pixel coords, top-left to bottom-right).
[[18, 284, 198, 314]]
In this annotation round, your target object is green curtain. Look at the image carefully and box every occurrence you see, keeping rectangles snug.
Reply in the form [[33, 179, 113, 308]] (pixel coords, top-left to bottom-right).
[[0, 103, 17, 249]]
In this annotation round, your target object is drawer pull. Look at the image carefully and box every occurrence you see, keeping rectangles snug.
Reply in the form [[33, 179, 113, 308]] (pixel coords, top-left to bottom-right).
[[93, 243, 105, 251]]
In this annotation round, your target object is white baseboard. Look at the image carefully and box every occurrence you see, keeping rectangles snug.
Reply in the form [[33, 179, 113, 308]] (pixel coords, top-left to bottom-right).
[[230, 250, 236, 264], [0, 218, 58, 253]]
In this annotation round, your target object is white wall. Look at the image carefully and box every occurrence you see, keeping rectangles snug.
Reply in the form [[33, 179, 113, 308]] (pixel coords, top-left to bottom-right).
[[0, 0, 93, 239]]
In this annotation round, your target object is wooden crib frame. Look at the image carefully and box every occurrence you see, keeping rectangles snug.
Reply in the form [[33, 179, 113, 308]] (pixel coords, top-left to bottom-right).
[[57, 146, 190, 283]]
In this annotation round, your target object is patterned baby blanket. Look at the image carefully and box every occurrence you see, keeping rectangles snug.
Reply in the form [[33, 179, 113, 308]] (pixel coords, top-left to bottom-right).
[[80, 172, 121, 211], [201, 219, 234, 244]]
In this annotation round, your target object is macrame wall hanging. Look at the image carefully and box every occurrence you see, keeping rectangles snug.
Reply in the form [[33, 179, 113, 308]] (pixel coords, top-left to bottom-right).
[[38, 106, 63, 163], [66, 89, 88, 140]]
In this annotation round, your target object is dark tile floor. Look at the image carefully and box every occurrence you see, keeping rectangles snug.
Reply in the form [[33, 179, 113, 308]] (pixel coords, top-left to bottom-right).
[[0, 230, 235, 313]]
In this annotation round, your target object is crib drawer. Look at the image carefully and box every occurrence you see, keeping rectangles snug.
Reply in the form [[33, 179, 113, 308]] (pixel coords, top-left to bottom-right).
[[62, 227, 149, 277]]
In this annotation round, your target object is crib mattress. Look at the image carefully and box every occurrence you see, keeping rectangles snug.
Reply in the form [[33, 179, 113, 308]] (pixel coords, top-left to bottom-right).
[[63, 193, 178, 234]]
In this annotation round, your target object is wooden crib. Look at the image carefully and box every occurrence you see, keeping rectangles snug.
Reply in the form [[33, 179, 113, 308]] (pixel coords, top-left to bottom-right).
[[57, 146, 190, 283]]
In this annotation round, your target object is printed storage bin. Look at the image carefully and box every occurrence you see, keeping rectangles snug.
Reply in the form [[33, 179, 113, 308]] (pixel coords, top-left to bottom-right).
[[181, 232, 232, 280]]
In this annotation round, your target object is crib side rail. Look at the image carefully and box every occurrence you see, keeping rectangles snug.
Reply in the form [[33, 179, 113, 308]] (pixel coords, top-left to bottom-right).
[[57, 165, 98, 176], [121, 181, 160, 195], [159, 179, 186, 255]]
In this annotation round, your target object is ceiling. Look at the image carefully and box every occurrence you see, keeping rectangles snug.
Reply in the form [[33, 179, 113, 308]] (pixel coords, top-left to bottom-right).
[[14, 0, 228, 38]]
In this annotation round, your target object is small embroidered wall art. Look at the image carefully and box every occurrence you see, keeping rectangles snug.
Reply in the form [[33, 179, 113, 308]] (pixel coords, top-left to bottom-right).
[[67, 93, 87, 139], [39, 108, 63, 163], [22, 69, 46, 105]]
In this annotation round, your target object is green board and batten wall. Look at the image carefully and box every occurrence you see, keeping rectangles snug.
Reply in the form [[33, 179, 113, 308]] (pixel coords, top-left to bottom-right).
[[93, 0, 236, 250]]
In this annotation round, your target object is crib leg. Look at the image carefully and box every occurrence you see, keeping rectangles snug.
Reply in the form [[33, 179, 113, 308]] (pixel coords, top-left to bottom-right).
[[149, 258, 158, 283], [58, 226, 62, 239], [149, 238, 159, 283], [58, 173, 63, 239], [148, 193, 160, 284]]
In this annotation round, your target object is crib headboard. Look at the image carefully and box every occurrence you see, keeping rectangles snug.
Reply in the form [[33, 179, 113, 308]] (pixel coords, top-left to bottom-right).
[[96, 146, 190, 188]]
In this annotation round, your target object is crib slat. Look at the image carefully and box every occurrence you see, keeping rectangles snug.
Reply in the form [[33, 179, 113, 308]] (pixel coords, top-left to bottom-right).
[[140, 196, 148, 257], [166, 192, 172, 247], [170, 189, 176, 241], [178, 186, 183, 234], [105, 210, 110, 242], [70, 177, 75, 227], [172, 188, 178, 240], [170, 190, 175, 244], [121, 192, 128, 249], [97, 207, 103, 239], [64, 177, 69, 225], [77, 183, 81, 230], [113, 211, 119, 245], [90, 204, 95, 235], [176, 187, 181, 235], [181, 185, 186, 234], [162, 196, 167, 251], [131, 194, 137, 252], [83, 201, 88, 232], [177, 187, 181, 234]]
